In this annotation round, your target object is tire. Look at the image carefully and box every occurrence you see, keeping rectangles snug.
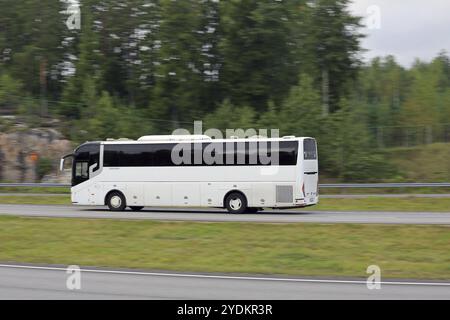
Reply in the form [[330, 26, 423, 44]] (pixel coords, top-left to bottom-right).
[[106, 191, 127, 211], [225, 192, 247, 214], [129, 206, 144, 211]]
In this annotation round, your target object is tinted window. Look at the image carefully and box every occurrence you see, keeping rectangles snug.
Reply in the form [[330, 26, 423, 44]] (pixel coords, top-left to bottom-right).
[[198, 141, 297, 166], [152, 144, 173, 166], [104, 144, 155, 167], [303, 138, 317, 160], [280, 141, 298, 165], [271, 141, 298, 165], [103, 141, 298, 167]]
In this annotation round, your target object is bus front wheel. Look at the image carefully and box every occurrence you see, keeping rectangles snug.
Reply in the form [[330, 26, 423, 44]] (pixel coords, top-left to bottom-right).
[[106, 191, 127, 211], [225, 192, 247, 214]]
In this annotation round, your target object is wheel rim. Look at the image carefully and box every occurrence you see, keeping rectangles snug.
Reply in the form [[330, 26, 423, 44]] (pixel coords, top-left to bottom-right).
[[110, 195, 122, 208], [229, 198, 242, 210]]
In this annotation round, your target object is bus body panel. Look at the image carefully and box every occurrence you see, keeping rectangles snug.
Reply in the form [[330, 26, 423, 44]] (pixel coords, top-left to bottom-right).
[[144, 183, 172, 206], [68, 137, 318, 210]]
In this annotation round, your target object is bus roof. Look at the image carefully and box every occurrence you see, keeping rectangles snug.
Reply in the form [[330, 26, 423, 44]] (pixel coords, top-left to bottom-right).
[[98, 136, 314, 145]]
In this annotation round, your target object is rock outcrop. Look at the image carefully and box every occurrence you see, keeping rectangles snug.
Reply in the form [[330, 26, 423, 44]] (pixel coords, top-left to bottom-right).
[[0, 126, 73, 183]]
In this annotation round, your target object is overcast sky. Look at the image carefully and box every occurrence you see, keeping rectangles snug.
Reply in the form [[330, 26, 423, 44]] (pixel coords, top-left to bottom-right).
[[349, 0, 450, 66]]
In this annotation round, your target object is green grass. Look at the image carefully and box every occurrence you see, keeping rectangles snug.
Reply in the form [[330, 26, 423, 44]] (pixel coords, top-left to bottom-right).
[[308, 197, 450, 212], [383, 142, 450, 182], [0, 195, 449, 212], [322, 187, 450, 195], [0, 216, 448, 279], [0, 186, 69, 194], [0, 195, 70, 205]]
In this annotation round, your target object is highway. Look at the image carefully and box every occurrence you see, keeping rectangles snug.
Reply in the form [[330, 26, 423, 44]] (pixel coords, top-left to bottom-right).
[[0, 204, 449, 225], [0, 264, 449, 300]]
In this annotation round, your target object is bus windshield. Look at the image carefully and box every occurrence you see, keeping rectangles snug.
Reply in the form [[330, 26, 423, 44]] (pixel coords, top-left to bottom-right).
[[72, 143, 100, 186]]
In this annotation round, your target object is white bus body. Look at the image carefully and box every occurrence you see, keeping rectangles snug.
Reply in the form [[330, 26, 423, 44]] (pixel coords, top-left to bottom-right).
[[61, 135, 319, 213]]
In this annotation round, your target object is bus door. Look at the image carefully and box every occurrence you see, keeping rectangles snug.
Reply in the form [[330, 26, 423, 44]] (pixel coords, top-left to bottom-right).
[[72, 143, 100, 186], [302, 138, 318, 204]]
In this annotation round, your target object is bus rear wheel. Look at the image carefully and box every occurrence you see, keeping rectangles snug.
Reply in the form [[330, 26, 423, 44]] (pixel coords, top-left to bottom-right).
[[225, 192, 247, 214], [106, 191, 127, 211], [129, 206, 144, 211]]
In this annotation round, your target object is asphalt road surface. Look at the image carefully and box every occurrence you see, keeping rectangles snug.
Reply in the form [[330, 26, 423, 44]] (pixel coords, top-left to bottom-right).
[[0, 264, 448, 300], [0, 204, 449, 225]]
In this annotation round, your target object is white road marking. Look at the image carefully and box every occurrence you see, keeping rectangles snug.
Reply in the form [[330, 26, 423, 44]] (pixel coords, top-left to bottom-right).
[[0, 264, 449, 286]]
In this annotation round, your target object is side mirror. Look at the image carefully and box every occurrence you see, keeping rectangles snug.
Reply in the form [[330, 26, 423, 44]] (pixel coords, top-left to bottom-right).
[[60, 158, 65, 172], [60, 154, 74, 172]]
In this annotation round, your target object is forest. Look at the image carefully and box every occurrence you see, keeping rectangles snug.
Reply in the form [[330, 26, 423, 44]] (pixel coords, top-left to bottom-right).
[[0, 0, 449, 181]]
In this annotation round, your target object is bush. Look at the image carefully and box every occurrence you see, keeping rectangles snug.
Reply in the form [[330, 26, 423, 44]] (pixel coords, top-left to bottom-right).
[[36, 157, 53, 181]]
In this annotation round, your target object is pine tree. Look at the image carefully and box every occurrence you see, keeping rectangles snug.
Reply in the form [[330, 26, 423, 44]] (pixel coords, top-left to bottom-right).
[[277, 73, 322, 137], [219, 0, 298, 110], [0, 0, 68, 115], [298, 0, 363, 114], [0, 73, 23, 113], [60, 4, 102, 119], [150, 0, 205, 132]]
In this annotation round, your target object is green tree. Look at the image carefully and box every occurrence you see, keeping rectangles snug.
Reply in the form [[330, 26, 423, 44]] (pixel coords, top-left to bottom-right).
[[276, 74, 322, 137], [298, 0, 363, 114], [0, 0, 68, 110], [319, 99, 393, 180], [0, 73, 23, 113], [36, 157, 53, 180], [150, 0, 205, 131], [219, 0, 298, 110], [60, 5, 102, 120], [399, 57, 446, 145], [204, 99, 257, 133], [357, 56, 409, 147]]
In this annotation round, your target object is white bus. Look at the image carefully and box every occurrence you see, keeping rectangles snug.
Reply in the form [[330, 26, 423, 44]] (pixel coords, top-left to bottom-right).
[[60, 135, 319, 213]]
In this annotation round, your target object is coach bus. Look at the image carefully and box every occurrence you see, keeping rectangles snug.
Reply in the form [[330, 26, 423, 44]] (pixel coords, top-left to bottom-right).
[[60, 135, 319, 213]]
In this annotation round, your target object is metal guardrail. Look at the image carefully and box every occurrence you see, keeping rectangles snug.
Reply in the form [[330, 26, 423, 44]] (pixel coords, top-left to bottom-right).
[[0, 183, 449, 188], [319, 183, 450, 188]]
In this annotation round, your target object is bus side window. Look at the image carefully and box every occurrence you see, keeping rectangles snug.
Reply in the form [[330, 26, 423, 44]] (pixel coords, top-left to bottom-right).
[[89, 149, 100, 172], [303, 139, 317, 160]]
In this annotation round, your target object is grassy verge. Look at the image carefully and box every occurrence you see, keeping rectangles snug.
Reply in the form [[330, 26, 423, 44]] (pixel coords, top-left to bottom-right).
[[321, 187, 450, 195], [382, 142, 450, 182], [308, 197, 450, 212], [0, 195, 71, 205], [0, 195, 449, 212], [0, 216, 449, 279], [0, 186, 70, 194]]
